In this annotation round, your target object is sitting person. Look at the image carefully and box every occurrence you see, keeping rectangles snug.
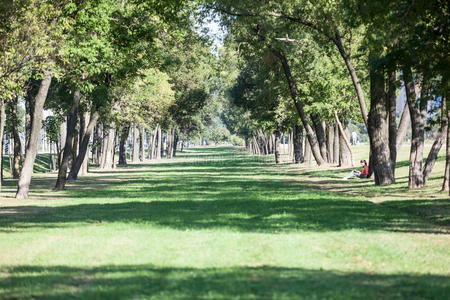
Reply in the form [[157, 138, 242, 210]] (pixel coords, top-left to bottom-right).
[[343, 160, 369, 179]]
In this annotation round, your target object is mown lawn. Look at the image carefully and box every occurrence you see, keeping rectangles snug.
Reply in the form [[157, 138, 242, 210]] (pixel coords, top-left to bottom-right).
[[0, 146, 449, 299]]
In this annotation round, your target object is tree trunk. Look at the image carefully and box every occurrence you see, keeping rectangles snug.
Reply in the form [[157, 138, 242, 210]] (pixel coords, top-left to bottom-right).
[[396, 101, 410, 151], [304, 137, 312, 164], [172, 129, 178, 158], [92, 124, 100, 165], [67, 111, 100, 180], [58, 119, 67, 166], [100, 124, 115, 170], [139, 126, 145, 161], [326, 124, 334, 163], [293, 124, 304, 164], [271, 48, 325, 165], [337, 120, 352, 167], [166, 131, 172, 158], [146, 130, 153, 159], [387, 70, 397, 175], [99, 124, 107, 168], [24, 85, 34, 153], [96, 124, 102, 165], [10, 97, 22, 179], [8, 132, 13, 175], [334, 30, 369, 129], [404, 67, 427, 189], [156, 125, 162, 159], [334, 111, 354, 167], [333, 125, 339, 164], [149, 127, 157, 159], [105, 126, 116, 169], [311, 114, 328, 162], [132, 123, 139, 162], [274, 123, 282, 164], [54, 89, 80, 191], [118, 123, 130, 166], [0, 99, 6, 189], [252, 134, 260, 155], [112, 130, 118, 169], [16, 70, 52, 198], [367, 60, 394, 185], [444, 95, 450, 192], [71, 126, 78, 171], [79, 111, 90, 176], [423, 99, 448, 184]]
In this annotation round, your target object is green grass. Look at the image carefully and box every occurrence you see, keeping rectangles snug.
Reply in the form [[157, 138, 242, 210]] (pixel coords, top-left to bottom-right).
[[2, 153, 55, 175], [0, 146, 449, 299]]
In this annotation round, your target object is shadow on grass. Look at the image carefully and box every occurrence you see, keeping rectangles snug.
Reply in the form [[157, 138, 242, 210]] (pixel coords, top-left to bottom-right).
[[2, 154, 54, 175], [1, 265, 448, 299], [1, 147, 447, 234], [0, 194, 442, 233], [383, 199, 450, 227]]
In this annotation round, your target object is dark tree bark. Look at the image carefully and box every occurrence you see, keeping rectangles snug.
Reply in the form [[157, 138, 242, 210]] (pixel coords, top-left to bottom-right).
[[165, 131, 172, 159], [293, 124, 304, 164], [444, 95, 450, 192], [387, 70, 398, 175], [0, 99, 6, 189], [92, 124, 101, 165], [67, 111, 100, 180], [23, 80, 37, 153], [367, 61, 394, 186], [274, 122, 282, 164], [10, 97, 22, 179], [99, 123, 107, 168], [71, 126, 78, 171], [172, 129, 178, 158], [139, 126, 145, 161], [271, 48, 325, 165], [132, 123, 139, 162], [118, 122, 130, 166], [404, 67, 427, 189], [333, 125, 339, 164], [112, 130, 118, 169], [423, 99, 447, 184], [311, 114, 328, 162], [78, 111, 89, 176], [54, 89, 80, 191], [156, 125, 162, 159], [16, 70, 52, 198]]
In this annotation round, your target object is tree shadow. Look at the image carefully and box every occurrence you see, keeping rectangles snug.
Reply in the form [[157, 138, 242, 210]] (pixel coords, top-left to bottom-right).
[[0, 195, 443, 234], [383, 198, 450, 227], [1, 265, 448, 299]]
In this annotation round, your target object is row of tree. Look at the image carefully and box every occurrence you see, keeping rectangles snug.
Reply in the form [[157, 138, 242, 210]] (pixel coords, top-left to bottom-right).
[[0, 0, 221, 199], [211, 0, 449, 193]]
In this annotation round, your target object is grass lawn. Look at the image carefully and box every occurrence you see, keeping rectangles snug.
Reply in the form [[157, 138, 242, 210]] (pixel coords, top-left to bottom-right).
[[0, 146, 449, 299]]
